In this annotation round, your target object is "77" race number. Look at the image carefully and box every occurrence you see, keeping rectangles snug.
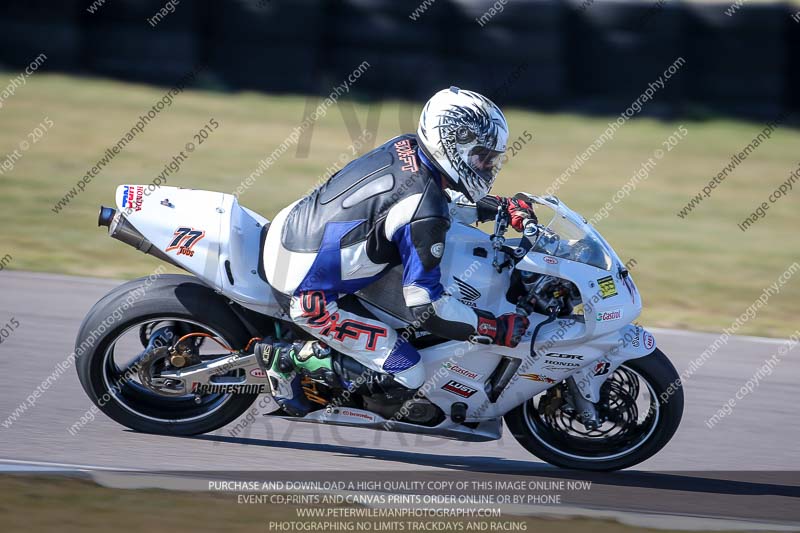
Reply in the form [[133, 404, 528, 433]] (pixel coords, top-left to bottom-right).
[[166, 227, 205, 257]]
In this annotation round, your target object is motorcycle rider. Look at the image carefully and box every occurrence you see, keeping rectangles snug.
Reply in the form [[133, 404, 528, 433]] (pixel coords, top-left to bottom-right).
[[261, 87, 536, 415]]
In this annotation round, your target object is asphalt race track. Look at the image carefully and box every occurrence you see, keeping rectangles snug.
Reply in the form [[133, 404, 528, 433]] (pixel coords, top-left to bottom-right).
[[1, 271, 798, 530]]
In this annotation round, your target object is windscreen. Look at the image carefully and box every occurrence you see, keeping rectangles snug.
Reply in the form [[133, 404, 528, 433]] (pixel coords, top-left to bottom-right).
[[529, 198, 613, 270]]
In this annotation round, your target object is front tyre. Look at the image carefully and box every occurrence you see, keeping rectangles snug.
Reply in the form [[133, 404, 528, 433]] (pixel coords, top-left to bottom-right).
[[504, 349, 683, 471], [75, 274, 259, 436]]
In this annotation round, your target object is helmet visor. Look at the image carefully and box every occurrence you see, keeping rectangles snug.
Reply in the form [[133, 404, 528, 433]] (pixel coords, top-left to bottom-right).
[[458, 144, 505, 183]]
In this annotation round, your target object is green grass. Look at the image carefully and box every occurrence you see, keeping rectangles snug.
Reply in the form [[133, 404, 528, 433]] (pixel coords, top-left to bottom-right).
[[0, 73, 798, 337]]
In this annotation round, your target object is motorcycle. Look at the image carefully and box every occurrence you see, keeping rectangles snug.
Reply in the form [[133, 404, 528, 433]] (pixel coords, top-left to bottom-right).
[[76, 184, 683, 471]]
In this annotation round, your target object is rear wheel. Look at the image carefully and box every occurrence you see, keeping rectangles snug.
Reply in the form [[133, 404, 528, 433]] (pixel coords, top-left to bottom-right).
[[75, 275, 260, 436], [504, 349, 683, 471]]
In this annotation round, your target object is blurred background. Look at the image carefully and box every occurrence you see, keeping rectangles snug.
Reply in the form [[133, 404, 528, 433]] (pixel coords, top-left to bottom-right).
[[2, 0, 799, 116], [1, 0, 799, 336]]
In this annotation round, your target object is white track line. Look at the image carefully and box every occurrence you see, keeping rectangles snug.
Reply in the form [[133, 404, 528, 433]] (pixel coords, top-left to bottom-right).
[[0, 458, 140, 472]]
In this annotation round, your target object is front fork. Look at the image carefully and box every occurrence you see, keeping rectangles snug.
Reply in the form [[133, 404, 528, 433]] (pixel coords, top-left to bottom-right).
[[566, 376, 601, 430], [559, 325, 659, 430]]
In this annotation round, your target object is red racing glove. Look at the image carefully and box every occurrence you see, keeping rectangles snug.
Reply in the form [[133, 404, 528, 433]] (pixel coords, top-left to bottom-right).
[[476, 195, 537, 232], [476, 312, 530, 348], [506, 197, 537, 232]]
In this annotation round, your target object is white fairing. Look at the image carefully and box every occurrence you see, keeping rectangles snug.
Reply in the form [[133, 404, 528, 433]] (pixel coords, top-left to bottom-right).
[[116, 186, 657, 432], [439, 223, 515, 314], [412, 196, 654, 422], [115, 185, 284, 317]]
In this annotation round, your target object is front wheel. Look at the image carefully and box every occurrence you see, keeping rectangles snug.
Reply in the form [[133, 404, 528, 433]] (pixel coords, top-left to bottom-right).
[[75, 275, 260, 436], [504, 349, 683, 471]]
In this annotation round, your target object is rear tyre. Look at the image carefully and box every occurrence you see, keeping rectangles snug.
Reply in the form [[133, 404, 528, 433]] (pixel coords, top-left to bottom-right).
[[504, 349, 683, 471], [75, 274, 259, 436]]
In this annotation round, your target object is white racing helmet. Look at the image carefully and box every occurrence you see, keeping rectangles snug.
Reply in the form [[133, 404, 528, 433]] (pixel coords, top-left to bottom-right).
[[417, 86, 509, 202]]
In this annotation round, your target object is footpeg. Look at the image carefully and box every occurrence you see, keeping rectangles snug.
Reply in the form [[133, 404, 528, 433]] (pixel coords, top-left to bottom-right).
[[451, 402, 467, 424]]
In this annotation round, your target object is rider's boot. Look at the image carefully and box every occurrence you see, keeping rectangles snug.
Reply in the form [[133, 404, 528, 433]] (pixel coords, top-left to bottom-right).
[[288, 341, 338, 385], [252, 340, 335, 417]]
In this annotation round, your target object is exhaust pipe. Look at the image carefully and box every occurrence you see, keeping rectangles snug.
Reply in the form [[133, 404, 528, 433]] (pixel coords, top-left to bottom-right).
[[98, 206, 116, 228], [98, 206, 184, 270]]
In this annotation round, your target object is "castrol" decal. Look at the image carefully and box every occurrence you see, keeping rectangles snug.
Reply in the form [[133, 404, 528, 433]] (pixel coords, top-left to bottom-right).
[[442, 361, 482, 380], [596, 309, 623, 322]]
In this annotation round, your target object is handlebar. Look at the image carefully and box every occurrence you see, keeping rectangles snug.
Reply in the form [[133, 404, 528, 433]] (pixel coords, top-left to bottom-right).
[[490, 211, 543, 271]]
